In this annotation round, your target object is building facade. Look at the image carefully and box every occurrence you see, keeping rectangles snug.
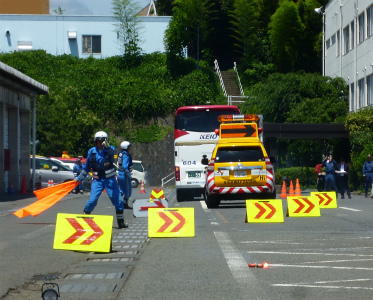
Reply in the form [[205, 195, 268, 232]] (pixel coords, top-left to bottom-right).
[[0, 0, 49, 14], [324, 0, 373, 111], [0, 62, 48, 195], [0, 15, 170, 58]]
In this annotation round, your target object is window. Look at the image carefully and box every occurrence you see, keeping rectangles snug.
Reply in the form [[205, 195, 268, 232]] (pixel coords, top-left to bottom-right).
[[331, 34, 336, 45], [132, 162, 144, 172], [350, 21, 355, 49], [326, 38, 331, 49], [343, 26, 349, 54], [358, 78, 365, 108], [350, 83, 355, 111], [336, 30, 340, 56], [368, 74, 373, 106], [175, 109, 239, 132], [368, 5, 373, 37], [359, 13, 365, 43], [215, 146, 265, 163], [82, 35, 101, 54]]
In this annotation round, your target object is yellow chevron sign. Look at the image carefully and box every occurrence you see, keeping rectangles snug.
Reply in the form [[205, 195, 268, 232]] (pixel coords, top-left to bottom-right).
[[150, 188, 165, 200], [53, 213, 113, 252], [310, 191, 338, 208], [148, 208, 195, 238], [287, 196, 320, 217], [246, 199, 284, 223]]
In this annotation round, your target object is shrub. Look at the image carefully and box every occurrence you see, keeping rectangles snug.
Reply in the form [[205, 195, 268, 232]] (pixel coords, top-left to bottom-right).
[[275, 166, 316, 188]]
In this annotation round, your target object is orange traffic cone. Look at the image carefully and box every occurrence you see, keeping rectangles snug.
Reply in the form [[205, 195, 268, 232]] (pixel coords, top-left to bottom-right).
[[20, 175, 27, 194], [280, 181, 287, 199], [139, 180, 146, 194], [288, 180, 294, 197], [48, 179, 54, 187], [294, 178, 302, 196]]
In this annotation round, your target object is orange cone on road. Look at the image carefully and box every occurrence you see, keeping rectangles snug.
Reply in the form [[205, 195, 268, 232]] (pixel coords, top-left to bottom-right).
[[48, 179, 54, 187], [294, 178, 302, 196], [139, 180, 146, 194], [288, 180, 294, 197], [280, 181, 287, 199]]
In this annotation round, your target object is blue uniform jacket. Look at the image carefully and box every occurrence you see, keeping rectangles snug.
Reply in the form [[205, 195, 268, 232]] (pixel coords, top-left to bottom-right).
[[83, 146, 116, 178], [323, 159, 337, 174], [363, 161, 373, 175], [117, 150, 133, 172], [73, 163, 83, 176]]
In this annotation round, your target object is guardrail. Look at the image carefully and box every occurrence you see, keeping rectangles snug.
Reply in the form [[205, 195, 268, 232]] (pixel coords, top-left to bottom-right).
[[233, 62, 245, 96], [161, 171, 175, 187], [214, 59, 227, 97], [227, 95, 248, 106]]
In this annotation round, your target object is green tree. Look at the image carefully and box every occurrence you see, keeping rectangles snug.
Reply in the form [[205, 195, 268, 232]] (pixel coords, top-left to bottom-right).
[[230, 0, 262, 69], [268, 0, 305, 72], [156, 0, 174, 15], [112, 0, 142, 64]]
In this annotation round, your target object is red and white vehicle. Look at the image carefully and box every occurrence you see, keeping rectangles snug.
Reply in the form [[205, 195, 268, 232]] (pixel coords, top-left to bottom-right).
[[174, 105, 240, 201]]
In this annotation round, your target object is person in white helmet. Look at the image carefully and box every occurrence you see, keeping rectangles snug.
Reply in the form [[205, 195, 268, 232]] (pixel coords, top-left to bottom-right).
[[76, 131, 127, 228], [117, 141, 133, 208]]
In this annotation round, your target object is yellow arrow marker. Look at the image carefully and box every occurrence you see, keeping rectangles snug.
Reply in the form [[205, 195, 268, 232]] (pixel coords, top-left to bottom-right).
[[246, 199, 284, 223], [287, 196, 320, 217], [150, 189, 165, 199], [310, 191, 338, 209], [148, 208, 195, 238], [53, 213, 113, 253]]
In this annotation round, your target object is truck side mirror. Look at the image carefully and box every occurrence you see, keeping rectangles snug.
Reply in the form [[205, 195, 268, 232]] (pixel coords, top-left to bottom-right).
[[201, 155, 209, 165]]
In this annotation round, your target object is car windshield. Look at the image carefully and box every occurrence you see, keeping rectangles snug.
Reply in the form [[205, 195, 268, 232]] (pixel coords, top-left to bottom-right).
[[215, 146, 264, 162], [175, 109, 239, 132], [132, 162, 144, 172], [32, 158, 72, 171]]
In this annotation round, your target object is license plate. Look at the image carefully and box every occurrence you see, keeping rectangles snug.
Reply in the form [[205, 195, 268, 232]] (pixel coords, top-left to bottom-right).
[[188, 171, 201, 178], [234, 170, 246, 177]]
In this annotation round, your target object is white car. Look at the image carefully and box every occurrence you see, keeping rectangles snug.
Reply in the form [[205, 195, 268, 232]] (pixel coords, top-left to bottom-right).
[[131, 160, 147, 188], [114, 160, 147, 188]]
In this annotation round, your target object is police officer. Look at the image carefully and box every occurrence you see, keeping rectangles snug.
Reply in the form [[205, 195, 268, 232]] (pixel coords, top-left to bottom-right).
[[117, 141, 133, 209], [76, 131, 127, 228], [72, 157, 84, 194], [323, 154, 338, 192], [363, 154, 373, 198]]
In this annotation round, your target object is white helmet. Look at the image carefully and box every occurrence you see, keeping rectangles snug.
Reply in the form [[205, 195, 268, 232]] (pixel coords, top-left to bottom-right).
[[94, 131, 108, 141], [120, 141, 131, 150]]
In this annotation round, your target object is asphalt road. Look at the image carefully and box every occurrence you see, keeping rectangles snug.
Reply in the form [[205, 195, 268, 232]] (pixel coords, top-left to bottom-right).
[[1, 188, 373, 300]]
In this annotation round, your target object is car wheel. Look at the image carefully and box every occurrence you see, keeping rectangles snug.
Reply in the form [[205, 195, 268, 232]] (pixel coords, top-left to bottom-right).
[[131, 179, 139, 188], [205, 193, 220, 208]]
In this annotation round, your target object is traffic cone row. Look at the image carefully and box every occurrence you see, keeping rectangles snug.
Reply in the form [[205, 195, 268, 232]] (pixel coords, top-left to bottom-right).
[[138, 180, 146, 194], [280, 179, 302, 198]]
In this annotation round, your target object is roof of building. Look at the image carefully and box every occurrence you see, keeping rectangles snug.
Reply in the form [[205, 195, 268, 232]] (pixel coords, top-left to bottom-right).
[[0, 60, 48, 94]]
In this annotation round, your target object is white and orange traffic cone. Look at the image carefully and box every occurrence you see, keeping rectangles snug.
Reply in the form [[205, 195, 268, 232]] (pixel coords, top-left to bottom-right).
[[138, 180, 146, 194], [48, 179, 54, 187]]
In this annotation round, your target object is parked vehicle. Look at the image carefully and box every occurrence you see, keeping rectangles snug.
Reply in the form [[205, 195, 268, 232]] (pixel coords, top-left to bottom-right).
[[30, 156, 91, 191], [131, 160, 147, 188], [174, 105, 240, 201], [30, 156, 74, 188]]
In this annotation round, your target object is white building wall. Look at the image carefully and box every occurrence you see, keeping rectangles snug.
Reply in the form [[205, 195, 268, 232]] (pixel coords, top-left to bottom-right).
[[325, 0, 373, 111], [0, 15, 170, 58]]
